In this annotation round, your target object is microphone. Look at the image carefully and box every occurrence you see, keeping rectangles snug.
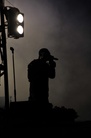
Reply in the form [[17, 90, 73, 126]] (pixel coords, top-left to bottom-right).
[[10, 47, 14, 53], [50, 55, 58, 60]]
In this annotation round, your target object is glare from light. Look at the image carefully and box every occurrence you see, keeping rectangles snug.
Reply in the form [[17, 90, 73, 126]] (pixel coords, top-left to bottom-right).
[[17, 25, 23, 34], [17, 14, 24, 23]]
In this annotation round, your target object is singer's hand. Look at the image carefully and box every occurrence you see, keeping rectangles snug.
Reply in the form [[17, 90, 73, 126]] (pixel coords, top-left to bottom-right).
[[49, 60, 56, 68]]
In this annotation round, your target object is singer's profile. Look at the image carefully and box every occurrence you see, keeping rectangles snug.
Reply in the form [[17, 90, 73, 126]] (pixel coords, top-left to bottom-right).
[[27, 48, 57, 106]]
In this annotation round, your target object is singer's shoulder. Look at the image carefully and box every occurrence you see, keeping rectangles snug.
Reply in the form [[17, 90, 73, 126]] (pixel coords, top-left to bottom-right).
[[28, 59, 38, 67]]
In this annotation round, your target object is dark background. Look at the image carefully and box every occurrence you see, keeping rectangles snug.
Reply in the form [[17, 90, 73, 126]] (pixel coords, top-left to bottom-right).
[[0, 0, 91, 121]]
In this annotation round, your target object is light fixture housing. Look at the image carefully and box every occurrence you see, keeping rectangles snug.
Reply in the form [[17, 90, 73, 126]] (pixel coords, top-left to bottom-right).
[[4, 6, 24, 39]]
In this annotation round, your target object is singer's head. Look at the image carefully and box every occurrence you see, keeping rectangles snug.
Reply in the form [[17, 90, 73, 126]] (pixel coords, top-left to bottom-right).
[[39, 48, 58, 61], [39, 48, 51, 61]]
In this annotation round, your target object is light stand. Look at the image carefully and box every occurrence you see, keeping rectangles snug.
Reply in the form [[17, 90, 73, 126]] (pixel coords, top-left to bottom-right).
[[10, 47, 16, 102]]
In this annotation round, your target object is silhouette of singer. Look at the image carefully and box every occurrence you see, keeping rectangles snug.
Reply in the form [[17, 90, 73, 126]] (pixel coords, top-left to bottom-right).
[[27, 48, 57, 105]]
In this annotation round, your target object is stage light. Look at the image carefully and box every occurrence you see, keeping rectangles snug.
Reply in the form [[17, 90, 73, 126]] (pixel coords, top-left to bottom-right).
[[4, 7, 24, 39], [17, 25, 24, 34]]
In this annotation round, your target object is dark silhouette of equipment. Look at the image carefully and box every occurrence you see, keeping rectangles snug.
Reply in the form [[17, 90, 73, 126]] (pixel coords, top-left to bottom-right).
[[49, 55, 58, 60], [0, 0, 24, 110], [10, 47, 16, 102], [0, 0, 9, 110], [4, 6, 24, 39]]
